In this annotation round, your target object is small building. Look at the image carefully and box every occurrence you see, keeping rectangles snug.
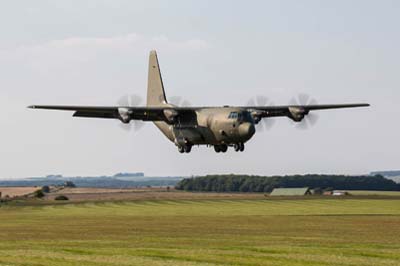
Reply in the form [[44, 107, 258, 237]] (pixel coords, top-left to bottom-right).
[[270, 187, 311, 196]]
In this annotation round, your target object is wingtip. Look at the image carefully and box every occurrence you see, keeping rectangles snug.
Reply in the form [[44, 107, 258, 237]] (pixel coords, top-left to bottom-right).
[[355, 103, 370, 107], [27, 105, 35, 109]]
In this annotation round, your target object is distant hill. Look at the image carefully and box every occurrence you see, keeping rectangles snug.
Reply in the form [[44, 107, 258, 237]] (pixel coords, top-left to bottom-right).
[[371, 171, 400, 183], [371, 170, 400, 177], [0, 173, 183, 188], [113, 172, 145, 178]]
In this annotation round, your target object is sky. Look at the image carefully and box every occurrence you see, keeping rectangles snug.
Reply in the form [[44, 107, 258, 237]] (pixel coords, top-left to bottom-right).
[[0, 0, 399, 179]]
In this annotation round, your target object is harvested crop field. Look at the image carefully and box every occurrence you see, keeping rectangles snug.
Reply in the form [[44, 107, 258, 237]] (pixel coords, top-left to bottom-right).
[[0, 187, 37, 198]]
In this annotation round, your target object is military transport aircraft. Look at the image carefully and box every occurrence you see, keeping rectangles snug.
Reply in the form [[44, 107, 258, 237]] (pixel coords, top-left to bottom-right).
[[29, 51, 369, 153]]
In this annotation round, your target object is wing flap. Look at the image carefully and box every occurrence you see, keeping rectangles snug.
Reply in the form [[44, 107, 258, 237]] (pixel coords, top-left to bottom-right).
[[73, 111, 117, 119]]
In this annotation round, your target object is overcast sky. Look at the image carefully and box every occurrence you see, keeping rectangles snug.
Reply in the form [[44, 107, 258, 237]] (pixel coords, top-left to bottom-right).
[[0, 0, 399, 179]]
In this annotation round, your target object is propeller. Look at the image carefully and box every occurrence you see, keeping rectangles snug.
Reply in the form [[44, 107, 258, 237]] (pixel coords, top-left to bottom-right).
[[168, 96, 192, 107], [289, 93, 319, 130], [247, 96, 276, 131], [116, 94, 145, 131]]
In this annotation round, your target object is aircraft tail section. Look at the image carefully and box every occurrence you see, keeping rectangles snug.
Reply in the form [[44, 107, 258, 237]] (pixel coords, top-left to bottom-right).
[[147, 50, 168, 107]]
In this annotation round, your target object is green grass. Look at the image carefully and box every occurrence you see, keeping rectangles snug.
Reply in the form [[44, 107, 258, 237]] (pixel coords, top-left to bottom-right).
[[1, 199, 400, 266], [345, 190, 400, 196]]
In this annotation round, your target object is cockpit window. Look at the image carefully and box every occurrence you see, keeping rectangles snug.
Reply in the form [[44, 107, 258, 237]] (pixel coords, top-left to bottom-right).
[[229, 111, 253, 122], [228, 112, 239, 119]]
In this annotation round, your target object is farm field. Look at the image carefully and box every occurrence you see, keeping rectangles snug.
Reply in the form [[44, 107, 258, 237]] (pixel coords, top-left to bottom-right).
[[46, 187, 266, 201], [0, 198, 400, 266], [0, 187, 37, 198]]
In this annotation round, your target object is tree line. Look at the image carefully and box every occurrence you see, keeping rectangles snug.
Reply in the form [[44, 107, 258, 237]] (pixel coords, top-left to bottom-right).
[[175, 174, 400, 193]]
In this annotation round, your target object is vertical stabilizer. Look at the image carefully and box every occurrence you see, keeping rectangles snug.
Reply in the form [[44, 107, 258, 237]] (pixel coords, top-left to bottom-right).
[[147, 50, 167, 106]]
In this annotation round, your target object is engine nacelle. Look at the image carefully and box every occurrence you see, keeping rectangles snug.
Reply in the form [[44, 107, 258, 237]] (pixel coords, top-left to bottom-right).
[[250, 110, 263, 124], [163, 109, 179, 124], [118, 108, 132, 124], [288, 107, 308, 122]]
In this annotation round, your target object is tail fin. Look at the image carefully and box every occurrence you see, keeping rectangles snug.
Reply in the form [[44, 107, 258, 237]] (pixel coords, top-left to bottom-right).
[[147, 50, 168, 106]]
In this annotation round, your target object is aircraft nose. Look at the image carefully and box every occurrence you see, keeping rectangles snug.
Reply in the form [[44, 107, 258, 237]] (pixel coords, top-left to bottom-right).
[[238, 122, 255, 138]]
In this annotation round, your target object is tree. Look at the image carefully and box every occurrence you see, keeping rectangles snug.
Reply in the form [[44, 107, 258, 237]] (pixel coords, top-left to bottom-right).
[[175, 174, 399, 193], [34, 190, 45, 198]]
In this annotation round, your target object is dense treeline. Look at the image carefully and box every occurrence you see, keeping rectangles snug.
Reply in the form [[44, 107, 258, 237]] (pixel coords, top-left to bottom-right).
[[175, 175, 400, 193]]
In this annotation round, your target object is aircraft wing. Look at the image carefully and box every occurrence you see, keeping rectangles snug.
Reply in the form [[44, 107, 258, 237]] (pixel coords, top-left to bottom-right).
[[28, 103, 369, 123], [246, 103, 370, 115], [245, 103, 370, 121], [28, 105, 170, 122]]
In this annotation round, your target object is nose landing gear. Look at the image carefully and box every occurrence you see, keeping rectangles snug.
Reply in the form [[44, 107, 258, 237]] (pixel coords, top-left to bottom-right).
[[178, 143, 245, 153], [213, 143, 245, 153], [214, 144, 228, 153]]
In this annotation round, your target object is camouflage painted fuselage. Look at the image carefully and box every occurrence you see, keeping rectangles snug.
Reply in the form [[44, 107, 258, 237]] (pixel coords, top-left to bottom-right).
[[154, 107, 255, 146]]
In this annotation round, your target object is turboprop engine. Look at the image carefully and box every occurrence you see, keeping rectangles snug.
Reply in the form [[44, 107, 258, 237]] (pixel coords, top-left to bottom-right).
[[163, 109, 179, 124], [118, 108, 132, 123], [250, 110, 264, 124], [288, 106, 308, 122]]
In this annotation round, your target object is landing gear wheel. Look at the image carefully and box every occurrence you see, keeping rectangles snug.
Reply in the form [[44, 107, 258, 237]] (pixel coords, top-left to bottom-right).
[[178, 146, 185, 153], [214, 145, 227, 153], [220, 144, 228, 153], [234, 144, 240, 152], [239, 143, 245, 152], [184, 145, 192, 153], [214, 145, 221, 153]]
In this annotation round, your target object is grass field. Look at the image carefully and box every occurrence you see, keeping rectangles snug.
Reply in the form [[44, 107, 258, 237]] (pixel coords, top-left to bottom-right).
[[345, 190, 400, 196], [1, 198, 400, 266]]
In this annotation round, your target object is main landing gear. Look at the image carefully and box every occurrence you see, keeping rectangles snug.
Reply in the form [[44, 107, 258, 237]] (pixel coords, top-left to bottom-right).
[[178, 145, 192, 153]]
